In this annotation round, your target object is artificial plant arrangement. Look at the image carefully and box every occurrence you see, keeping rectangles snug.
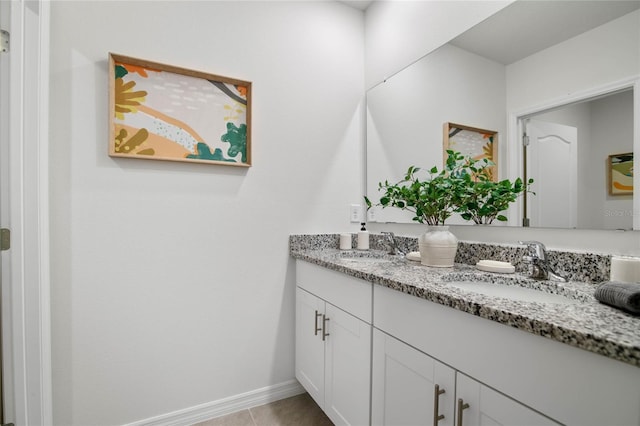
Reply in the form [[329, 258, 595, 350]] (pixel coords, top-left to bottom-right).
[[365, 150, 532, 226]]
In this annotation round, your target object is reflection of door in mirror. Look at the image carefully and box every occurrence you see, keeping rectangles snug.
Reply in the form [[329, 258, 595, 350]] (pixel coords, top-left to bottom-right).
[[525, 119, 577, 228], [520, 89, 634, 230]]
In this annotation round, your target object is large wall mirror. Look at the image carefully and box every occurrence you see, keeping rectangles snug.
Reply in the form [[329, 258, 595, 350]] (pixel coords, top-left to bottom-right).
[[366, 0, 640, 230]]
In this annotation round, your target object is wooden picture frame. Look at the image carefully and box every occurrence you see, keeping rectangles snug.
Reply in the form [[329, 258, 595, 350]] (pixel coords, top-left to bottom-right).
[[443, 122, 498, 181], [109, 53, 252, 166], [607, 152, 633, 196]]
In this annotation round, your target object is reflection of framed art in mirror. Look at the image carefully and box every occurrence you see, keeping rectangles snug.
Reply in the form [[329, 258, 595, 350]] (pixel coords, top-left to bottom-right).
[[608, 152, 633, 196], [443, 122, 498, 181]]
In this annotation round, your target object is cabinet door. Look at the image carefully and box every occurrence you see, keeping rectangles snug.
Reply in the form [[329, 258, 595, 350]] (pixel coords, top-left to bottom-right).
[[295, 287, 326, 408], [455, 373, 559, 426], [372, 329, 455, 426], [324, 302, 372, 426]]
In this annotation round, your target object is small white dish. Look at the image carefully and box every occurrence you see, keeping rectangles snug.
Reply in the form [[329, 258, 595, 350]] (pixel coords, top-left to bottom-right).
[[406, 251, 421, 262], [476, 259, 515, 274]]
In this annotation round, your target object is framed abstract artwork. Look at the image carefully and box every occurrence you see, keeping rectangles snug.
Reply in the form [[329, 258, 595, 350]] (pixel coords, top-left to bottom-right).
[[109, 53, 252, 166], [608, 152, 633, 196], [443, 122, 498, 181]]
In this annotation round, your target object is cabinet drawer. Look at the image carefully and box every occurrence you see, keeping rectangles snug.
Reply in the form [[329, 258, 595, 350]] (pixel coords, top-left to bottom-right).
[[296, 260, 372, 324]]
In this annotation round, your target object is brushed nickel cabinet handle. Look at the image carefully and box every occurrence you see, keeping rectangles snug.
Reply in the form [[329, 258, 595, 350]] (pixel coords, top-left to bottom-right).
[[456, 398, 470, 426], [433, 384, 445, 425], [322, 315, 330, 341], [314, 310, 322, 335]]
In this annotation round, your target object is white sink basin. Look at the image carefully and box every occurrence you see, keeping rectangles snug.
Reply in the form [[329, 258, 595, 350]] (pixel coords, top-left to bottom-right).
[[447, 280, 579, 304]]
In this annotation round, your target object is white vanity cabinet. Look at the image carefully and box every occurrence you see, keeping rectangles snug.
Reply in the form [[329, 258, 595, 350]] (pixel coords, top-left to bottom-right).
[[295, 261, 372, 426], [372, 329, 456, 426], [374, 284, 640, 426], [295, 288, 326, 405], [454, 372, 557, 426], [295, 259, 640, 426], [372, 330, 557, 426]]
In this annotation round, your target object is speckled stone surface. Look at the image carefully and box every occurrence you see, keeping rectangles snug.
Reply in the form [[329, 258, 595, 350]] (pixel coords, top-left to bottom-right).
[[456, 241, 611, 283], [289, 234, 640, 367]]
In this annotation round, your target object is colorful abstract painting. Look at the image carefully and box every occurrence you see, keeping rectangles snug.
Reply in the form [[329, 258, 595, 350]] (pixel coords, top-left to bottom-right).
[[109, 54, 251, 166], [608, 152, 633, 196], [443, 122, 498, 181]]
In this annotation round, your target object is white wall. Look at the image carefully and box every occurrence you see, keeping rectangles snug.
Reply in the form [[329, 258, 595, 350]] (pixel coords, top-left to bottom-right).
[[49, 2, 364, 424], [506, 10, 640, 112], [364, 0, 512, 89], [593, 91, 635, 230], [366, 43, 505, 224]]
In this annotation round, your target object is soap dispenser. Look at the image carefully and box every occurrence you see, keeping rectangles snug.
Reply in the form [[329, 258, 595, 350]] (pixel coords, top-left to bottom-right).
[[357, 223, 369, 250]]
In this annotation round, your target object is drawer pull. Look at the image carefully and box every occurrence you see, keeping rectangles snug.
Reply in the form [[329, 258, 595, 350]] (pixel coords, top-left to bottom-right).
[[314, 310, 322, 335], [456, 398, 470, 426], [322, 315, 330, 341], [433, 384, 445, 425]]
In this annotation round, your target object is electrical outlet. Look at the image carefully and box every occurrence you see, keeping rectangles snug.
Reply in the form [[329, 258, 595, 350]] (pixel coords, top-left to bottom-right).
[[350, 204, 362, 223], [367, 207, 376, 222]]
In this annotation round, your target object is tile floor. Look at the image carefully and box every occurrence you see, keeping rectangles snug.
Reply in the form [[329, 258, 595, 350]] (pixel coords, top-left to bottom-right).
[[193, 392, 333, 426]]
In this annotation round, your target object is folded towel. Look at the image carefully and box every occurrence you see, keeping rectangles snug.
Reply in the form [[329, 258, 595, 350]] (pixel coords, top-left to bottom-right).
[[594, 281, 640, 315]]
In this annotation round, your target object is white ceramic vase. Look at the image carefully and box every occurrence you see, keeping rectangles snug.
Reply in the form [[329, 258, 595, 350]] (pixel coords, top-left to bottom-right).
[[418, 225, 458, 267]]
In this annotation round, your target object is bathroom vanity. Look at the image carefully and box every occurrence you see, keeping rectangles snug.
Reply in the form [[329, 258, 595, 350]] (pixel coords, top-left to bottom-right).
[[291, 235, 640, 426]]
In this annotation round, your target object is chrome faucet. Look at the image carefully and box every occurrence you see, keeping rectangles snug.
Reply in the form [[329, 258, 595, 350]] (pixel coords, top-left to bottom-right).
[[519, 241, 567, 282], [381, 232, 404, 256]]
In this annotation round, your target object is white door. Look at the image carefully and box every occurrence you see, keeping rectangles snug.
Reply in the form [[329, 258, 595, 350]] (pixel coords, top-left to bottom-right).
[[525, 119, 578, 228], [372, 329, 455, 426], [295, 287, 326, 408], [324, 303, 371, 426], [0, 2, 51, 424], [455, 373, 559, 426], [0, 1, 9, 422]]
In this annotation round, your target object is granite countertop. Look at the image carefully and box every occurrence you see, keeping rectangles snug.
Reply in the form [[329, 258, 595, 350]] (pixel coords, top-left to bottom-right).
[[291, 247, 640, 368]]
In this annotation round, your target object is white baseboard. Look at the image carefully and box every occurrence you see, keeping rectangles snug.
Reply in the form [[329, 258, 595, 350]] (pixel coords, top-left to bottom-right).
[[124, 379, 306, 426]]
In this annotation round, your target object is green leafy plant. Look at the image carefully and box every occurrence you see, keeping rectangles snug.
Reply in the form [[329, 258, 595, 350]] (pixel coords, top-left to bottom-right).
[[457, 156, 533, 224], [365, 151, 470, 225], [365, 150, 532, 226]]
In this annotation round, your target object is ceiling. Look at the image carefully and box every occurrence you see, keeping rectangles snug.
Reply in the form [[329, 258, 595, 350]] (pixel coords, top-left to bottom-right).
[[450, 0, 640, 65], [337, 0, 639, 64], [339, 0, 373, 11]]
